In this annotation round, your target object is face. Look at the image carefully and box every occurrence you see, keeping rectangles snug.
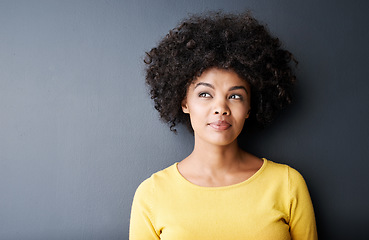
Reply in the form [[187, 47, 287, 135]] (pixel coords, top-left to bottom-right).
[[182, 68, 251, 147]]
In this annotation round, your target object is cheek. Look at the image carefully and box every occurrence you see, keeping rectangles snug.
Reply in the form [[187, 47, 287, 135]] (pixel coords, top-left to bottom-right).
[[188, 105, 205, 121], [186, 103, 210, 127], [187, 99, 207, 113], [235, 105, 250, 120]]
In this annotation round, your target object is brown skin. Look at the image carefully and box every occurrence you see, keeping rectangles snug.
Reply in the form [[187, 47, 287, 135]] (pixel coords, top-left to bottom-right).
[[178, 68, 263, 187]]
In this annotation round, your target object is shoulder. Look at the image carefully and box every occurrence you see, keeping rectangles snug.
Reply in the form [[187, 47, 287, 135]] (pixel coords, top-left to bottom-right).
[[150, 163, 178, 181], [263, 159, 290, 175], [134, 163, 178, 196], [263, 159, 307, 185], [265, 160, 311, 201]]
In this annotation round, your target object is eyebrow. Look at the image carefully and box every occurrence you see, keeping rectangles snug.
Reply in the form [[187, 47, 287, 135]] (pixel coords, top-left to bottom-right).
[[229, 86, 248, 94], [194, 82, 248, 94]]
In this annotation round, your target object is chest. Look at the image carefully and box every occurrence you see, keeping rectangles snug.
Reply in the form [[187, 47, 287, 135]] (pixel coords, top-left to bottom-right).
[[154, 187, 291, 240]]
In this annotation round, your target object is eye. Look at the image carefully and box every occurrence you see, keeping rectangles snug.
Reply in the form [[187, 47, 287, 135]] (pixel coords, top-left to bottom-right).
[[229, 94, 243, 100], [199, 92, 212, 98]]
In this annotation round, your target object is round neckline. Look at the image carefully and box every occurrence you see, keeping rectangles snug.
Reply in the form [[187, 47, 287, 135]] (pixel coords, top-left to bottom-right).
[[174, 158, 268, 190]]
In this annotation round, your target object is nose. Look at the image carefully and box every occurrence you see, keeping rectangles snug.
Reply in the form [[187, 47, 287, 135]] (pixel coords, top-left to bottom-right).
[[214, 100, 230, 115]]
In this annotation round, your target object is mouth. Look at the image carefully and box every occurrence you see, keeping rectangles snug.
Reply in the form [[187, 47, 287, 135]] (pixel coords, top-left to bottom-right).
[[208, 120, 231, 130]]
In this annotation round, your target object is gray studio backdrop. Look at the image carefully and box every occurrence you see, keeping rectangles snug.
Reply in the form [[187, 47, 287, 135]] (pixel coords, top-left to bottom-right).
[[1, 0, 368, 239]]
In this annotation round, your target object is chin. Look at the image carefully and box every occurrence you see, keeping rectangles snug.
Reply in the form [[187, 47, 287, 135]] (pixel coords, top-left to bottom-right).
[[205, 134, 238, 147]]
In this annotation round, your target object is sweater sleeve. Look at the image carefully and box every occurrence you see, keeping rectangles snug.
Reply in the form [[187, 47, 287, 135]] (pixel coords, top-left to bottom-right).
[[129, 178, 160, 240], [288, 167, 318, 240]]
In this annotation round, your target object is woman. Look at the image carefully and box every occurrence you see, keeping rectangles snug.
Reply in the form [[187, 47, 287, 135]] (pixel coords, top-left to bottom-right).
[[130, 12, 317, 240]]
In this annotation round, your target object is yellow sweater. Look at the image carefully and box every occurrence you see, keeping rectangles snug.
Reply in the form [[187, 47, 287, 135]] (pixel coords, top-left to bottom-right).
[[130, 159, 317, 240]]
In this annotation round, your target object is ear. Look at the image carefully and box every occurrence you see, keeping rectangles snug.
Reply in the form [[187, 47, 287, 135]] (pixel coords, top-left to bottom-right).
[[181, 98, 189, 114], [245, 109, 251, 119]]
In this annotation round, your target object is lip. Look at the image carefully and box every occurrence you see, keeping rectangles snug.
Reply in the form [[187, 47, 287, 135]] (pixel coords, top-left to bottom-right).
[[208, 120, 232, 130]]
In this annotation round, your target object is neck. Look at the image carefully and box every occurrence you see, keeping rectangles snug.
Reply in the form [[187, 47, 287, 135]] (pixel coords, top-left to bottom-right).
[[186, 136, 244, 172]]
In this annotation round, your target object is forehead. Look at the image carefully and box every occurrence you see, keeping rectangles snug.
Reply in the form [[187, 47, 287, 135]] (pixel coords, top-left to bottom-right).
[[191, 68, 250, 88]]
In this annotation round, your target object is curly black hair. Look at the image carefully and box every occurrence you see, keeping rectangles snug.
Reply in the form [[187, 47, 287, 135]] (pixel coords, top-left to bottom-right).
[[145, 11, 296, 132]]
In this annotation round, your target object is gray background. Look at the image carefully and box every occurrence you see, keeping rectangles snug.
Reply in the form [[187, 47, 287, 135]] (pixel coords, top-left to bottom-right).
[[1, 0, 368, 239]]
